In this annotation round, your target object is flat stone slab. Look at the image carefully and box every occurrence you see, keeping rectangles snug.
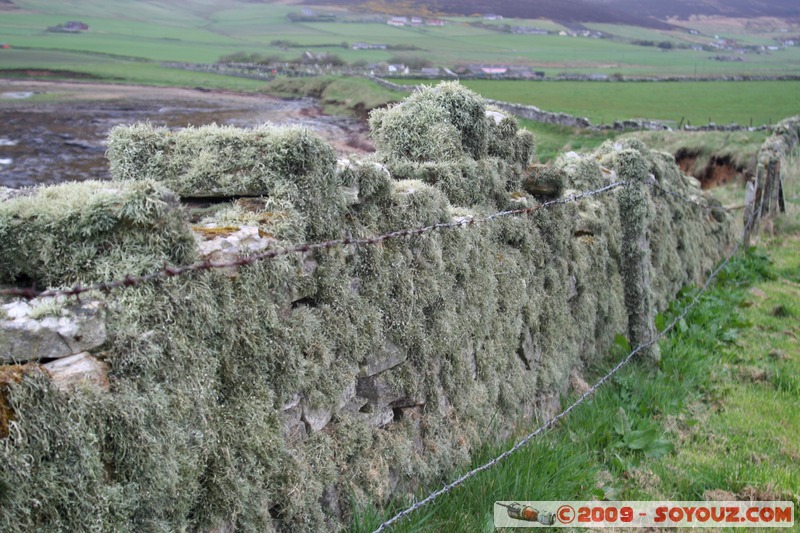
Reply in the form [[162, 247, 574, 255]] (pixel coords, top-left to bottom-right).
[[0, 298, 106, 363], [358, 338, 407, 378], [192, 225, 276, 276], [42, 351, 110, 392]]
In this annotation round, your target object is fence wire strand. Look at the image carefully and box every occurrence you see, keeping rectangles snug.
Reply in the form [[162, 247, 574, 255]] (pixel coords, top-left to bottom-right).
[[651, 182, 715, 211], [371, 193, 756, 533], [0, 181, 626, 300]]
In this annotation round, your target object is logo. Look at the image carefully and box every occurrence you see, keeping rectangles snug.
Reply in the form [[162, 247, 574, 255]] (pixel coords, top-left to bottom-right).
[[494, 501, 795, 528]]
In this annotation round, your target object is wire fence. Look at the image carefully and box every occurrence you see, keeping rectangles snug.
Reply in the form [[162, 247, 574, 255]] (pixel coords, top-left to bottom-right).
[[651, 182, 716, 211], [0, 181, 626, 300], [370, 187, 755, 533]]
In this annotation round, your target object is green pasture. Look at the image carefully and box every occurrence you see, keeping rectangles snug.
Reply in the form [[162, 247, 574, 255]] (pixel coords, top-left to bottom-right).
[[4, 0, 216, 24], [516, 120, 618, 162], [676, 18, 799, 47], [455, 17, 570, 33], [0, 49, 268, 91], [2, 0, 800, 77], [396, 79, 800, 126], [0, 12, 245, 63], [583, 23, 681, 42]]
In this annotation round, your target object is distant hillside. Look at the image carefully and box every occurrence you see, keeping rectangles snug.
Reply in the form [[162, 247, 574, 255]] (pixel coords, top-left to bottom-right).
[[309, 0, 799, 25], [595, 0, 800, 20]]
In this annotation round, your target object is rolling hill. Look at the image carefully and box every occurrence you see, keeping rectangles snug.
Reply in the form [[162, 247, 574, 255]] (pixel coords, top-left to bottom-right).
[[308, 0, 800, 26]]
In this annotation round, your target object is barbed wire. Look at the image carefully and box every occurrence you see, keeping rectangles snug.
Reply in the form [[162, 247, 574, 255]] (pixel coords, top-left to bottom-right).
[[650, 182, 715, 211], [371, 197, 756, 533], [0, 181, 626, 300]]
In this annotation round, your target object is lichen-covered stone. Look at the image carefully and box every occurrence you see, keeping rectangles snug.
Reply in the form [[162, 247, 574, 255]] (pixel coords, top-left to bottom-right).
[[1, 299, 106, 363], [0, 180, 195, 286], [524, 164, 565, 197], [107, 123, 345, 240], [42, 352, 110, 392], [0, 84, 741, 533], [358, 339, 407, 378], [193, 224, 276, 274], [370, 83, 531, 208]]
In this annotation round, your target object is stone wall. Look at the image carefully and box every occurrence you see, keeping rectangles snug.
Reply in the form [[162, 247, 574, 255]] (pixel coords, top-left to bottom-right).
[[746, 116, 800, 240], [0, 83, 734, 532]]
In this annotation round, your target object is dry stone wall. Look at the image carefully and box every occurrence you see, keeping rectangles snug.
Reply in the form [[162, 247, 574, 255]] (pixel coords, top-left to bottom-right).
[[746, 116, 800, 241], [0, 83, 734, 532]]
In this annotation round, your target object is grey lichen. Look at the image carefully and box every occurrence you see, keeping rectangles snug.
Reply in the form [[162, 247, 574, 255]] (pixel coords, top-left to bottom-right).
[[0, 180, 195, 286], [369, 82, 533, 207], [0, 85, 738, 533]]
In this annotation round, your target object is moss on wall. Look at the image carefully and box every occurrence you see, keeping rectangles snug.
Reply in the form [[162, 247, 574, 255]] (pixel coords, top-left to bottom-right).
[[0, 83, 735, 532]]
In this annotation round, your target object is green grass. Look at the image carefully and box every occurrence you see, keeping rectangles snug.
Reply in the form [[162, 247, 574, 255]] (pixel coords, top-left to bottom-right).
[[645, 235, 800, 504], [396, 79, 800, 126], [519, 120, 622, 162], [584, 23, 681, 42], [0, 49, 269, 91], [2, 0, 800, 77]]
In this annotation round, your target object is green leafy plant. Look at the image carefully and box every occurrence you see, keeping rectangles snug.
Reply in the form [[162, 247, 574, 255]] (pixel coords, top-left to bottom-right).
[[612, 408, 674, 459]]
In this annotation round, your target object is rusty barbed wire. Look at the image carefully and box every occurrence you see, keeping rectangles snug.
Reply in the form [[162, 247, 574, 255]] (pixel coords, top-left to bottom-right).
[[650, 182, 716, 211], [0, 181, 627, 300], [371, 190, 757, 533]]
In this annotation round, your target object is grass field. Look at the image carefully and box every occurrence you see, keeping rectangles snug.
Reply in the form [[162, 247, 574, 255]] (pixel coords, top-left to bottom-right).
[[0, 49, 270, 91], [393, 78, 800, 126], [2, 0, 800, 76]]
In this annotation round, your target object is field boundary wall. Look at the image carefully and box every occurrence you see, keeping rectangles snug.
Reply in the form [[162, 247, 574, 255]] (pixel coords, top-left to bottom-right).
[[0, 84, 737, 532], [746, 116, 800, 243]]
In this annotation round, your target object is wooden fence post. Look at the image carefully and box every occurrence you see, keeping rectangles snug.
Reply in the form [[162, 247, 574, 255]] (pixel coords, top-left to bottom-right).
[[743, 175, 758, 248], [616, 149, 660, 365]]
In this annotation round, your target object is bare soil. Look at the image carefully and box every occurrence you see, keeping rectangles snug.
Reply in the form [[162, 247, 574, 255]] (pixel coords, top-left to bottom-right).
[[675, 149, 744, 190], [0, 79, 374, 188]]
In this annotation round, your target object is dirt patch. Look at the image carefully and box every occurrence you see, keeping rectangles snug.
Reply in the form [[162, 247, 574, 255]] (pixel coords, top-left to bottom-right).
[[675, 148, 699, 175], [738, 365, 769, 382], [703, 489, 738, 501], [702, 155, 739, 189], [0, 79, 374, 188], [740, 484, 793, 502], [675, 148, 743, 190]]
